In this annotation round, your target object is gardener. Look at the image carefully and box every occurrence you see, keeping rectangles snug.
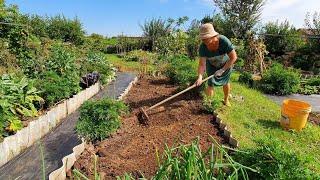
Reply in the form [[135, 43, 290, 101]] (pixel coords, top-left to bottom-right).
[[195, 23, 237, 107]]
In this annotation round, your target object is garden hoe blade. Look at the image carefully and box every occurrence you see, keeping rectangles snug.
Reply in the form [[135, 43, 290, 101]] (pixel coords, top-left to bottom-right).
[[137, 107, 150, 125]]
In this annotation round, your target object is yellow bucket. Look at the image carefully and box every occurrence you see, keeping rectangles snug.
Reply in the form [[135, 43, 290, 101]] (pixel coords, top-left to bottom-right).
[[280, 99, 312, 131]]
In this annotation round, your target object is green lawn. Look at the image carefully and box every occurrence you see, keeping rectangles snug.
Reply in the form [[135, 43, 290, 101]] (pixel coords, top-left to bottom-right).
[[105, 54, 155, 74], [214, 73, 320, 173]]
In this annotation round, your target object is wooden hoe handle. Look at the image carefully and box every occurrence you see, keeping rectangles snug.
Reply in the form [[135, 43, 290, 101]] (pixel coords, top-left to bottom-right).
[[147, 74, 215, 111]]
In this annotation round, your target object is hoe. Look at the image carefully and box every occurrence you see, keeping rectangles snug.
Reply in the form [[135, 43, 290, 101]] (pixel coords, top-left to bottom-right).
[[137, 74, 215, 124]]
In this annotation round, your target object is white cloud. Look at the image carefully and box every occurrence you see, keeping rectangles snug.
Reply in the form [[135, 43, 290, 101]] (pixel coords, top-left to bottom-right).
[[261, 0, 320, 28]]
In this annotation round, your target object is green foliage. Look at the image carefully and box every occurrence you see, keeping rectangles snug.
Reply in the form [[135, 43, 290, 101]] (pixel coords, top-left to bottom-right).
[[47, 15, 85, 45], [165, 55, 197, 88], [140, 17, 172, 51], [298, 85, 319, 95], [298, 77, 320, 95], [123, 49, 157, 62], [81, 51, 115, 84], [0, 38, 19, 74], [186, 20, 201, 59], [154, 137, 255, 180], [155, 31, 188, 57], [22, 14, 48, 38], [82, 33, 108, 52], [213, 0, 265, 38], [8, 117, 23, 132], [0, 74, 43, 137], [76, 98, 128, 142], [304, 12, 320, 53], [291, 47, 320, 72], [238, 71, 254, 87], [305, 77, 320, 86], [263, 20, 304, 55], [35, 71, 79, 107], [234, 137, 319, 179], [203, 95, 223, 113], [259, 63, 300, 95], [231, 38, 246, 69]]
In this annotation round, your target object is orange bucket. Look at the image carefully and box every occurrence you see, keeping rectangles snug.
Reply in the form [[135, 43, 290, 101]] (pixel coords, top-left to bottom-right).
[[280, 99, 312, 131]]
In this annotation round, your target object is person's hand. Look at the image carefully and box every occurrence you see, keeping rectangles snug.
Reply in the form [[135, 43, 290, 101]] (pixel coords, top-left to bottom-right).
[[214, 69, 225, 77], [195, 76, 203, 86]]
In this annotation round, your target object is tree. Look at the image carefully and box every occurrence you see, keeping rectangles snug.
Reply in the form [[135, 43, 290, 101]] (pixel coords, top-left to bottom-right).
[[305, 11, 320, 52], [263, 20, 304, 55], [140, 18, 172, 51], [201, 13, 234, 37], [213, 0, 265, 38]]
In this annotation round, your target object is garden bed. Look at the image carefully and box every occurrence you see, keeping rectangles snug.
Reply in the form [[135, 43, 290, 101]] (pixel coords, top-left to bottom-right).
[[73, 76, 224, 179]]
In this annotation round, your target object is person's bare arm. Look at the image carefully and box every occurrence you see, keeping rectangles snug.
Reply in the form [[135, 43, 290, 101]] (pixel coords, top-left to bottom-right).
[[215, 50, 237, 77], [222, 49, 237, 71]]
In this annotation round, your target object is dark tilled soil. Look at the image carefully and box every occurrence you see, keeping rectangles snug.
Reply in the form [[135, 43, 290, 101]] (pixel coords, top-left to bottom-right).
[[73, 76, 224, 179], [309, 112, 320, 125]]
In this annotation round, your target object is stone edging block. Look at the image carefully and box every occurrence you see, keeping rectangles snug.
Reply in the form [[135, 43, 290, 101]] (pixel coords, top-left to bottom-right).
[[213, 111, 239, 148]]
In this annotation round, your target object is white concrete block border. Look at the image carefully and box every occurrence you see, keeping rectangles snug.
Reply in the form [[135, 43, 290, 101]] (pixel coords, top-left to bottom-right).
[[0, 75, 114, 168], [48, 76, 138, 180], [213, 112, 239, 148]]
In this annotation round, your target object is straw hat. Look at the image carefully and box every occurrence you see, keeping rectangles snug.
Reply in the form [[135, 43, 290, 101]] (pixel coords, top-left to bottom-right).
[[199, 23, 219, 40]]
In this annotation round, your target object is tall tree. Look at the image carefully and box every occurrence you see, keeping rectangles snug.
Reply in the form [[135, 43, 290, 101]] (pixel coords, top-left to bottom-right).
[[140, 18, 172, 51], [213, 0, 265, 38], [305, 11, 320, 52]]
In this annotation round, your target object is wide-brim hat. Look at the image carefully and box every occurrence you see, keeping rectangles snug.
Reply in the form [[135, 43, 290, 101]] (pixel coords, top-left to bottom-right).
[[199, 23, 219, 40]]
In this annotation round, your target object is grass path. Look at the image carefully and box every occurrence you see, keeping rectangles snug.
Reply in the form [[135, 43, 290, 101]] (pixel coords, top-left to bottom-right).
[[215, 74, 320, 172]]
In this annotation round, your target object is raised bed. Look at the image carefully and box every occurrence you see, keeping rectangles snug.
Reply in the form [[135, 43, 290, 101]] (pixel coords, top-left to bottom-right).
[[71, 76, 235, 179]]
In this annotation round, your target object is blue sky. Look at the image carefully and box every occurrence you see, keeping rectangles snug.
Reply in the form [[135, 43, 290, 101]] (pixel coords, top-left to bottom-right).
[[5, 0, 320, 37]]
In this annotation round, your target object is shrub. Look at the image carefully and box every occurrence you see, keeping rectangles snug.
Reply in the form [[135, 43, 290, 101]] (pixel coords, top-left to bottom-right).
[[81, 52, 115, 84], [305, 77, 320, 86], [76, 98, 128, 142], [238, 71, 254, 87], [234, 137, 319, 179], [165, 55, 198, 88], [263, 21, 304, 55], [203, 95, 223, 113], [123, 49, 157, 63], [259, 63, 300, 95], [154, 31, 188, 56], [35, 71, 80, 107], [47, 15, 85, 45], [0, 74, 43, 138]]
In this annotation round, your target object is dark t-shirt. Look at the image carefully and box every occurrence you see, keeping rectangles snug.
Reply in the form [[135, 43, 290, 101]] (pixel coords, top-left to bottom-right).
[[199, 35, 234, 68]]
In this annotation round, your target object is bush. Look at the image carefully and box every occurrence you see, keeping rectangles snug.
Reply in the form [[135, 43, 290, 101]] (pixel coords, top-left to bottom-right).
[[203, 95, 222, 113], [0, 74, 43, 138], [81, 52, 115, 84], [305, 77, 320, 86], [123, 49, 157, 63], [154, 31, 188, 56], [291, 47, 319, 72], [47, 15, 85, 46], [76, 98, 128, 142], [263, 21, 304, 55], [259, 63, 300, 95], [35, 71, 80, 107], [238, 71, 254, 87], [165, 55, 198, 88], [234, 137, 319, 179]]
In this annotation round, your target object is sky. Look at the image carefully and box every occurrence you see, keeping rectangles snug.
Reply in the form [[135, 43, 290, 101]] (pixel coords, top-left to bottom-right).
[[5, 0, 320, 37]]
